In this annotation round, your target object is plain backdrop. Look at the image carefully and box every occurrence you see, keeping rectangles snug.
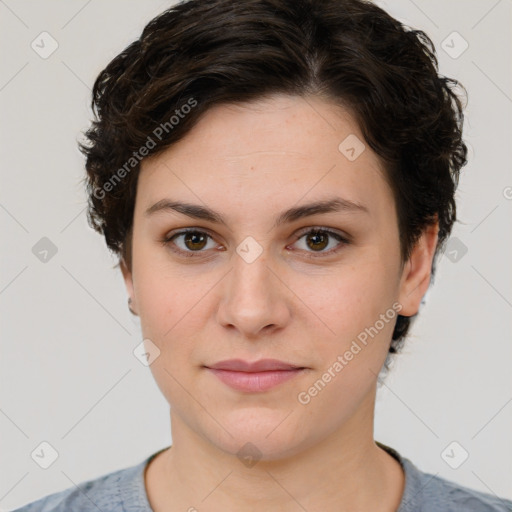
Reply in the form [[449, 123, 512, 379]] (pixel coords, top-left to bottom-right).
[[1, 0, 511, 509]]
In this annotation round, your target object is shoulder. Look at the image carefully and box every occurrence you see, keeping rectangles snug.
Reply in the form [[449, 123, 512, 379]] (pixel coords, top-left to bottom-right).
[[9, 457, 151, 512], [416, 471, 512, 512], [380, 442, 512, 512]]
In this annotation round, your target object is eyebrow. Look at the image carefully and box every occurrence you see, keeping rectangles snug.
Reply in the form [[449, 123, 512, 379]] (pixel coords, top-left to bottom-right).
[[145, 197, 369, 228]]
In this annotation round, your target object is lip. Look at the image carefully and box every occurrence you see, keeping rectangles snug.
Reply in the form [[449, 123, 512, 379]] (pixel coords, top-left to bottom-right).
[[206, 358, 305, 372], [204, 359, 308, 392]]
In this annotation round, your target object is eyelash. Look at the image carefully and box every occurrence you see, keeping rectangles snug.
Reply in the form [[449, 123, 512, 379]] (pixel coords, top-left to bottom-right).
[[160, 227, 350, 260]]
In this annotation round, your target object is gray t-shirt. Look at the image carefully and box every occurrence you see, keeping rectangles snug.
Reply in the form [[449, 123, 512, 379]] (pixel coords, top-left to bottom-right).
[[11, 442, 512, 511]]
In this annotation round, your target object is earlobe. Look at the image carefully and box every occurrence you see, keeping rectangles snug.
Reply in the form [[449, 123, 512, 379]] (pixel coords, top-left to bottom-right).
[[120, 257, 137, 314], [127, 297, 137, 316], [397, 222, 439, 317]]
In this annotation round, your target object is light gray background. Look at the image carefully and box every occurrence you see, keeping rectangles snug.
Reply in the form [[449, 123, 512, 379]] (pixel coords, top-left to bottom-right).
[[1, 0, 511, 509]]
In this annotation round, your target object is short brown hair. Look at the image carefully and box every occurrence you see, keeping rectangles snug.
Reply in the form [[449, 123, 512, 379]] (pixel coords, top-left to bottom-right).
[[79, 0, 468, 359]]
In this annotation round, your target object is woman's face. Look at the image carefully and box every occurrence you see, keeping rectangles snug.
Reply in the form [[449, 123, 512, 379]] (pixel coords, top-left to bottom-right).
[[122, 94, 435, 460]]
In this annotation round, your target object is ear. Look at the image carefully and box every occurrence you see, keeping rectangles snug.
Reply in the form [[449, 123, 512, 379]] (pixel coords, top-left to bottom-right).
[[397, 221, 439, 317], [120, 257, 137, 315]]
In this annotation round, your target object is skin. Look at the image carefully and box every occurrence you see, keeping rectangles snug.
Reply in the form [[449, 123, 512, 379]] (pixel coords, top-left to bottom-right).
[[121, 93, 439, 511]]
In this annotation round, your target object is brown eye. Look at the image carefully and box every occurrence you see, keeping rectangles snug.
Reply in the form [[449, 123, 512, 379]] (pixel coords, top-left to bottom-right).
[[291, 228, 350, 258], [305, 230, 330, 251], [182, 231, 208, 251], [162, 229, 217, 257]]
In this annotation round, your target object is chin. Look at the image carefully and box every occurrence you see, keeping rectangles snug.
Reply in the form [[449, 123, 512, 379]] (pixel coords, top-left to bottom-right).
[[201, 411, 312, 463]]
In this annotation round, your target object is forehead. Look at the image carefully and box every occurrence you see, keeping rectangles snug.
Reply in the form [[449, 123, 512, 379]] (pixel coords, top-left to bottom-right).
[[137, 94, 395, 225]]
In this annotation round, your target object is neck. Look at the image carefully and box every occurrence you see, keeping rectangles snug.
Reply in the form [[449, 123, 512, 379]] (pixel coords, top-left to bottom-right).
[[146, 388, 405, 511]]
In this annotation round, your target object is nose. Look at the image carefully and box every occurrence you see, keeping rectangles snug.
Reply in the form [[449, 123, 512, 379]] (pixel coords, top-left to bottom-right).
[[215, 247, 291, 339]]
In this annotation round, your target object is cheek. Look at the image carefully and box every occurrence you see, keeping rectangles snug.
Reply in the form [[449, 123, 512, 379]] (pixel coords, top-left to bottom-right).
[[292, 261, 400, 397], [132, 236, 208, 339], [136, 271, 202, 346], [134, 265, 203, 407], [294, 261, 399, 341], [292, 268, 398, 420]]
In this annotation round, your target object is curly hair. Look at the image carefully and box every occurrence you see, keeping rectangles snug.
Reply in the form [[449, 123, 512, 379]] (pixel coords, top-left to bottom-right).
[[79, 0, 467, 361]]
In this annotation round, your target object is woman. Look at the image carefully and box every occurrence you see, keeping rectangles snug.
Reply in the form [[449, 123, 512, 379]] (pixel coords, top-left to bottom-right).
[[13, 0, 512, 510]]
